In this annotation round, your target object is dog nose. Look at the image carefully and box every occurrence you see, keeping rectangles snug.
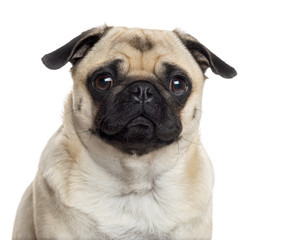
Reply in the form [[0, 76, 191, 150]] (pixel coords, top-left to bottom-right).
[[129, 82, 155, 103]]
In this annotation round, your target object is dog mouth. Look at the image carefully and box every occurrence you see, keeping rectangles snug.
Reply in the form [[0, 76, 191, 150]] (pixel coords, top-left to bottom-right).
[[99, 115, 155, 142], [123, 116, 155, 140], [97, 115, 177, 155]]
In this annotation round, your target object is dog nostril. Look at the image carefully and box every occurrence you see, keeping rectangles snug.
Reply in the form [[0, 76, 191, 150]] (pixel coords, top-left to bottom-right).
[[145, 87, 154, 99], [129, 86, 139, 93], [129, 86, 141, 95], [129, 82, 155, 102]]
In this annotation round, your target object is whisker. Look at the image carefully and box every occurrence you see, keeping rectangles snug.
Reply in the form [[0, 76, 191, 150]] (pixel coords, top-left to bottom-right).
[[176, 140, 180, 162], [192, 108, 202, 126], [193, 116, 201, 125], [86, 130, 94, 144], [194, 108, 203, 113], [180, 136, 201, 145], [64, 129, 92, 137], [64, 107, 77, 115]]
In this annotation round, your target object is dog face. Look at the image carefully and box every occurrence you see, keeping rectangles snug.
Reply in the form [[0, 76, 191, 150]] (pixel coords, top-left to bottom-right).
[[42, 26, 236, 156]]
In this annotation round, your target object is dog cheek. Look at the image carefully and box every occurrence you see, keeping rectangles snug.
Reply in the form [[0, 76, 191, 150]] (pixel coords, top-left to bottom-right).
[[179, 96, 202, 138], [154, 110, 182, 141], [72, 89, 98, 130]]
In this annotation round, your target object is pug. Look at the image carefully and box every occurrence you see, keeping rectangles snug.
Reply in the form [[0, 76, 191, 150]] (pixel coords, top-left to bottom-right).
[[12, 25, 237, 240]]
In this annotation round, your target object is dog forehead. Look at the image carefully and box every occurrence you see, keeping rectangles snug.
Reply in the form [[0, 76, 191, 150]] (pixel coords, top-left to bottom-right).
[[108, 27, 174, 49], [115, 28, 156, 52], [73, 27, 202, 83], [108, 28, 174, 73]]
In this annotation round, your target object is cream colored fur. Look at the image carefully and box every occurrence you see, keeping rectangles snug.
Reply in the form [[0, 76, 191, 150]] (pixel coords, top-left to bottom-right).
[[13, 27, 214, 240]]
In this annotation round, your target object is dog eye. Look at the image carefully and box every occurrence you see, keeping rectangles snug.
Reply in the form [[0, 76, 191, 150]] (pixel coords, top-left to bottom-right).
[[169, 76, 188, 95], [92, 74, 113, 91]]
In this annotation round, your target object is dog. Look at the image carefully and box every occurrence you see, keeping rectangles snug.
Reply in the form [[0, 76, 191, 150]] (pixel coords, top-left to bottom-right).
[[12, 25, 237, 240]]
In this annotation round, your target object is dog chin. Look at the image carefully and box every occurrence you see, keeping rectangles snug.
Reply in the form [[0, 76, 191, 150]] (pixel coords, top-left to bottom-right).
[[97, 116, 177, 155]]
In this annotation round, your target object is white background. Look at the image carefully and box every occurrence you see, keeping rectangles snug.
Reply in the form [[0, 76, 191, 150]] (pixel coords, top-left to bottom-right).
[[1, 0, 284, 239]]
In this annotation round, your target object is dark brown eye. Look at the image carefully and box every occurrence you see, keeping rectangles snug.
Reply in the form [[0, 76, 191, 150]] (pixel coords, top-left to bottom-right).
[[169, 76, 188, 95], [93, 74, 113, 91]]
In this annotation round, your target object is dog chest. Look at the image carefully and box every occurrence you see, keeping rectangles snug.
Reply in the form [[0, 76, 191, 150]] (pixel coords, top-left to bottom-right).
[[66, 169, 205, 239]]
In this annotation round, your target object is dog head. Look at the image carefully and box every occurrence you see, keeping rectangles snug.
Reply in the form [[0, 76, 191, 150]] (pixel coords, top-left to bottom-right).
[[42, 26, 236, 156]]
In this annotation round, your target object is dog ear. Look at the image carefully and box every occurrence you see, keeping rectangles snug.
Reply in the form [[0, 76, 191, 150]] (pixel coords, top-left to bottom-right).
[[42, 25, 111, 70], [174, 30, 237, 79]]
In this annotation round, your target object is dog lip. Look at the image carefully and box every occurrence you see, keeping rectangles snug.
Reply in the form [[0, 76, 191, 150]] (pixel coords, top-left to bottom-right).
[[97, 114, 179, 155], [126, 116, 153, 127], [123, 116, 155, 142], [98, 115, 154, 136]]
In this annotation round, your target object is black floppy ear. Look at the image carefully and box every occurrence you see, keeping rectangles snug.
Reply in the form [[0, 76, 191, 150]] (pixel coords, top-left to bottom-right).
[[174, 30, 237, 79], [42, 25, 111, 70]]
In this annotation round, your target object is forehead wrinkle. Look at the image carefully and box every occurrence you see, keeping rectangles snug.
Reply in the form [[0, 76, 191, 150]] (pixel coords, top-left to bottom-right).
[[113, 28, 155, 53], [105, 29, 185, 75], [85, 58, 124, 81], [128, 36, 154, 53]]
